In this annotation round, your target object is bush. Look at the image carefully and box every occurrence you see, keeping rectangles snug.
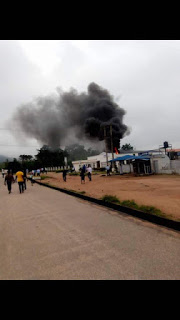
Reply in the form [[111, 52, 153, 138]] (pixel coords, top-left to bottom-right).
[[121, 200, 139, 209], [101, 195, 121, 205], [101, 195, 164, 217], [40, 175, 51, 180], [68, 172, 80, 176], [139, 205, 163, 216]]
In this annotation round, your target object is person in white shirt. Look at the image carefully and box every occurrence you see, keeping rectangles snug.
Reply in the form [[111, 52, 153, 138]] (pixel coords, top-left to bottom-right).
[[2, 168, 5, 178], [106, 165, 110, 176], [87, 165, 92, 181]]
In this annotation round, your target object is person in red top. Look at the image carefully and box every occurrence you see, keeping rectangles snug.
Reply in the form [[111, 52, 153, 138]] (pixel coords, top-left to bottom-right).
[[4, 170, 15, 194]]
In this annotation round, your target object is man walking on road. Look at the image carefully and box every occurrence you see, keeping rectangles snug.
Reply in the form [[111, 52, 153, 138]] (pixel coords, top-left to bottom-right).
[[15, 169, 24, 193], [4, 170, 15, 194]]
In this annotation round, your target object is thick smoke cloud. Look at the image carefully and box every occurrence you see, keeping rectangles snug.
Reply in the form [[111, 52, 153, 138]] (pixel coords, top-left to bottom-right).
[[12, 83, 130, 151]]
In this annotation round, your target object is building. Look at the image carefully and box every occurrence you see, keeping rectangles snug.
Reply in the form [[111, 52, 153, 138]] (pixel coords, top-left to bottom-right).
[[72, 152, 119, 171], [167, 149, 180, 160], [72, 150, 156, 172], [110, 150, 171, 175], [72, 147, 180, 175]]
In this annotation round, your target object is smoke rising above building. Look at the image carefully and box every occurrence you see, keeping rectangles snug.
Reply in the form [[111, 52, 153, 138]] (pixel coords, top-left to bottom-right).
[[12, 82, 130, 150]]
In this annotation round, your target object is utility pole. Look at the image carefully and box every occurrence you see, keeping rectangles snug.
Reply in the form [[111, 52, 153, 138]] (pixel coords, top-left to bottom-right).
[[110, 124, 115, 171], [104, 126, 108, 165]]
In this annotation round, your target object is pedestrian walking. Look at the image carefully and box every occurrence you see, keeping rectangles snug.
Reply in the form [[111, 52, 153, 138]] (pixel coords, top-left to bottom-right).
[[62, 169, 67, 182], [106, 164, 111, 176], [80, 168, 85, 184], [87, 165, 92, 181], [2, 168, 5, 178], [29, 173, 35, 186], [15, 169, 24, 193], [23, 169, 27, 190], [4, 170, 15, 194]]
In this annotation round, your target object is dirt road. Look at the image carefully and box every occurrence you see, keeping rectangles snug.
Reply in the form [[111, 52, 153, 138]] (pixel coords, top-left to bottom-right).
[[0, 178, 180, 279], [41, 173, 180, 221]]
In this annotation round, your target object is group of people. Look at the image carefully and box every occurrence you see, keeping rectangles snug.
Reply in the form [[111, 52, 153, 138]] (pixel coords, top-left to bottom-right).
[[31, 168, 47, 176], [3, 163, 113, 193], [3, 169, 27, 194], [80, 165, 92, 184], [62, 165, 92, 184]]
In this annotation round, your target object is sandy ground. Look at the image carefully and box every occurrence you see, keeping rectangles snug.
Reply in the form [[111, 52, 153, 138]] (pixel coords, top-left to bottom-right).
[[39, 172, 180, 221]]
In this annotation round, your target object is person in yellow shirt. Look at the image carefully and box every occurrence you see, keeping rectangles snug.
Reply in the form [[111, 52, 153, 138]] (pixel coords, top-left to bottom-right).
[[16, 170, 24, 193]]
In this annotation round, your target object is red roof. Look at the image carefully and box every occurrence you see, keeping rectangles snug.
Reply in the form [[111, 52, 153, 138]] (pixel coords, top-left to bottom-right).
[[167, 149, 180, 152]]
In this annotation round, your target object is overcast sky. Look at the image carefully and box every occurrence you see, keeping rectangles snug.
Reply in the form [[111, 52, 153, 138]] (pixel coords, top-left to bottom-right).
[[0, 40, 180, 158]]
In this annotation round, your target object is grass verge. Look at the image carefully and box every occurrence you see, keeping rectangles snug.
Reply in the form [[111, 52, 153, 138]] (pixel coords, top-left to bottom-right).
[[101, 195, 165, 218], [40, 175, 52, 180]]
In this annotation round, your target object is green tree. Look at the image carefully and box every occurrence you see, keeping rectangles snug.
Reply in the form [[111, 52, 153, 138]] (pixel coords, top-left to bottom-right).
[[35, 145, 65, 167], [64, 144, 99, 163], [121, 143, 133, 151], [7, 158, 21, 173], [19, 154, 33, 161]]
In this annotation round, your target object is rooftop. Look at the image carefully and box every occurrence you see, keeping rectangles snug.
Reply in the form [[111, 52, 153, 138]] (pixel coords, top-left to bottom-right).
[[167, 149, 180, 152]]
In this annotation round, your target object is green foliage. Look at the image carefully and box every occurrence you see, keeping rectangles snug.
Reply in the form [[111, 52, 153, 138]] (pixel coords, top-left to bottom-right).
[[5, 158, 22, 173], [35, 145, 65, 167], [68, 172, 80, 176], [3, 155, 39, 173], [101, 194, 164, 217], [120, 200, 139, 209], [19, 154, 33, 161], [40, 175, 51, 180], [139, 205, 162, 216], [101, 195, 121, 204], [121, 143, 133, 150], [64, 144, 99, 163], [1, 144, 99, 172], [0, 162, 5, 170]]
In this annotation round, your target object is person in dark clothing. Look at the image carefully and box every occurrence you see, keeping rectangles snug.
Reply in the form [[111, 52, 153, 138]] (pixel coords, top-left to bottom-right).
[[80, 168, 85, 184], [4, 170, 15, 194], [23, 169, 27, 190], [63, 169, 68, 182]]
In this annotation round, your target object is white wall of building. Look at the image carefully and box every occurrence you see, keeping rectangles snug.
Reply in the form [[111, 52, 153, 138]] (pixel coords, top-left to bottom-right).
[[72, 152, 120, 171], [150, 155, 170, 173], [72, 160, 96, 171], [150, 155, 180, 174], [72, 151, 180, 175]]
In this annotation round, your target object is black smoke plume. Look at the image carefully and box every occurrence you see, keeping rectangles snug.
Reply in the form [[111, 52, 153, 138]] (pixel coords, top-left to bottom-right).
[[12, 83, 130, 151]]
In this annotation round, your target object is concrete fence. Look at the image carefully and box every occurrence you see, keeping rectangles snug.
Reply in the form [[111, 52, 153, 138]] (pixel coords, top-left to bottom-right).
[[159, 160, 180, 175]]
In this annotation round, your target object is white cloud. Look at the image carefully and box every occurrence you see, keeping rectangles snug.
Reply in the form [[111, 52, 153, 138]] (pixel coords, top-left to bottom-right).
[[18, 40, 62, 75]]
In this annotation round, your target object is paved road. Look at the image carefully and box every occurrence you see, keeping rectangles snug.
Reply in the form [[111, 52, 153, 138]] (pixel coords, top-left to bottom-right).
[[0, 178, 180, 280]]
